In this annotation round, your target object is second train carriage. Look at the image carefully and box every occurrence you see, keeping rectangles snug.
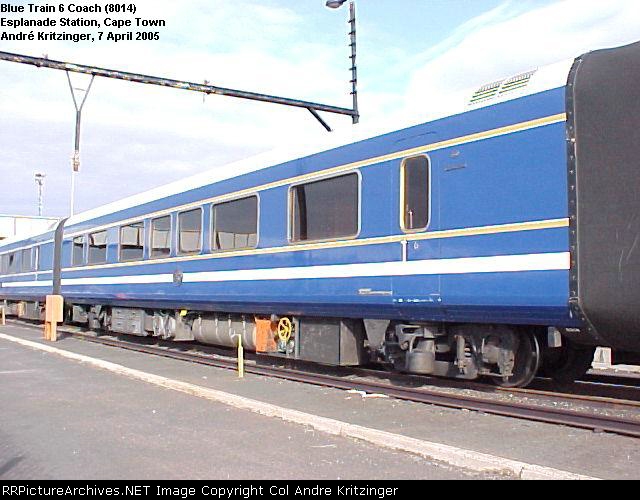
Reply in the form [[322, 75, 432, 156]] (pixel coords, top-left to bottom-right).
[[2, 41, 640, 387]]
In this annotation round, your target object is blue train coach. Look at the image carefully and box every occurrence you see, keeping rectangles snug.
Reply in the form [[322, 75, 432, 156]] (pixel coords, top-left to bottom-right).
[[2, 41, 639, 387]]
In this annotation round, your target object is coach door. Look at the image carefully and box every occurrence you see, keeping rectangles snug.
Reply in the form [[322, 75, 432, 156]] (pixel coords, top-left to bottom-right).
[[393, 155, 442, 314]]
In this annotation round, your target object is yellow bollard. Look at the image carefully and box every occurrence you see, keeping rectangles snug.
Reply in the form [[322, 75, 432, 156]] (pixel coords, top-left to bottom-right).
[[237, 334, 244, 379], [0, 306, 5, 326]]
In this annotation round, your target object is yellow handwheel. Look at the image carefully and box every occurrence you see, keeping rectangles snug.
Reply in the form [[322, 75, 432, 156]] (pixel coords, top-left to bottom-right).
[[277, 317, 293, 344]]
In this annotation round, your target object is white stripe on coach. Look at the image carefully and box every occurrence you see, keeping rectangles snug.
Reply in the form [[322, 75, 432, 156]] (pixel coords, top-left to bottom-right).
[[0, 252, 570, 288], [63, 274, 174, 286], [1, 280, 53, 288], [183, 252, 570, 283]]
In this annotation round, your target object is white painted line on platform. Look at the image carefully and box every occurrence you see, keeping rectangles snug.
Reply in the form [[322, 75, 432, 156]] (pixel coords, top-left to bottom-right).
[[0, 369, 37, 375], [0, 332, 599, 480]]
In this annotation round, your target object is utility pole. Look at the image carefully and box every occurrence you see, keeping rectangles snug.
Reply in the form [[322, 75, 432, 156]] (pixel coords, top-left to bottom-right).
[[34, 172, 46, 216], [326, 0, 359, 124], [348, 1, 359, 124]]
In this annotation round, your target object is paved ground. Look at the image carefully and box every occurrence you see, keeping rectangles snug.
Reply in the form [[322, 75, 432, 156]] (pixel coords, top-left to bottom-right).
[[0, 324, 493, 480], [1, 323, 639, 480]]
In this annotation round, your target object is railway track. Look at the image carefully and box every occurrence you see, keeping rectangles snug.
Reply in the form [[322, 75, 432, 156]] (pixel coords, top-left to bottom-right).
[[7, 319, 640, 439], [582, 372, 640, 388]]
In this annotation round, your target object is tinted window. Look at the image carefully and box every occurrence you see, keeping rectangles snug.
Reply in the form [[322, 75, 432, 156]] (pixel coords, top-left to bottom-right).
[[213, 196, 258, 251], [402, 156, 430, 231], [88, 230, 108, 264], [8, 253, 17, 274], [291, 173, 359, 242], [1, 254, 8, 274], [36, 246, 44, 271], [72, 236, 85, 266], [120, 222, 144, 261], [178, 209, 202, 254], [21, 248, 32, 272], [151, 216, 171, 258]]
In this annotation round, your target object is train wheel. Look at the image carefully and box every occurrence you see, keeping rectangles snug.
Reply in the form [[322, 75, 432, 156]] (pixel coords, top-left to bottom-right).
[[493, 332, 541, 388], [543, 342, 596, 385]]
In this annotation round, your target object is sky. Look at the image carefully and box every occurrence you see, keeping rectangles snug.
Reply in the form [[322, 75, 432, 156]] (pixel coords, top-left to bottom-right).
[[0, 0, 639, 218]]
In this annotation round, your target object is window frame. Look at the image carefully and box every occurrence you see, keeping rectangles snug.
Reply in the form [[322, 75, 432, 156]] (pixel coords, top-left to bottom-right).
[[211, 194, 260, 253], [119, 221, 145, 262], [1, 253, 9, 275], [149, 215, 173, 260], [399, 155, 432, 234], [7, 252, 17, 274], [288, 171, 362, 245], [21, 247, 33, 273], [177, 207, 203, 256], [35, 245, 43, 272], [72, 235, 86, 267], [10, 252, 18, 274], [87, 230, 108, 265]]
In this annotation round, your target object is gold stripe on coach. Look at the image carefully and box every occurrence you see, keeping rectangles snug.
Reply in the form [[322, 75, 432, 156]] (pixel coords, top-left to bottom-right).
[[59, 218, 570, 273]]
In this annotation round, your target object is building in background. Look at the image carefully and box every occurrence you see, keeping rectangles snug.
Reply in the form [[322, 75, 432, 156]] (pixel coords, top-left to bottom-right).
[[0, 214, 59, 241]]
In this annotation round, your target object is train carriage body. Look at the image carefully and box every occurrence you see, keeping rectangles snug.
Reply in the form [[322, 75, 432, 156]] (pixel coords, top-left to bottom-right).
[[2, 41, 640, 386], [0, 220, 60, 318]]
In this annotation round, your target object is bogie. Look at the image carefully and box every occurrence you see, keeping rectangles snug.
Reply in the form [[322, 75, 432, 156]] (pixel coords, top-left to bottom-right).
[[381, 322, 542, 387]]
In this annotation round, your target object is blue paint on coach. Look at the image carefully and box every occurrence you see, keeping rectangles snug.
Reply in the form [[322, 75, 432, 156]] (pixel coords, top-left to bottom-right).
[[1, 85, 575, 330]]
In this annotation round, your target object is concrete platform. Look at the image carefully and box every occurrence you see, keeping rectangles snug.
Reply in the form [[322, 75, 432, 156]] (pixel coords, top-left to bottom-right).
[[0, 323, 638, 480], [0, 324, 493, 480]]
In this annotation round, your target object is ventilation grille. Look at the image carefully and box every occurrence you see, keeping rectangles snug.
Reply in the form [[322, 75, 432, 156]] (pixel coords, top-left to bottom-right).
[[499, 70, 536, 94], [469, 70, 537, 105], [469, 80, 503, 104]]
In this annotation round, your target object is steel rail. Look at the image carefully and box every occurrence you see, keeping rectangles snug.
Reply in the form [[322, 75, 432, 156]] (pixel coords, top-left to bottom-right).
[[0, 51, 357, 122], [500, 384, 640, 409], [582, 372, 640, 388], [346, 366, 640, 409], [54, 327, 640, 439]]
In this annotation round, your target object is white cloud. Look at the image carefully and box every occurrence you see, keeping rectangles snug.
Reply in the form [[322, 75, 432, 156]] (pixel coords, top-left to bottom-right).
[[402, 0, 640, 124]]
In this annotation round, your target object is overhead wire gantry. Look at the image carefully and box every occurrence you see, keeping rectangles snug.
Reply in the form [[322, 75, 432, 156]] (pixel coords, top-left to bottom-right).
[[0, 50, 359, 132], [0, 14, 359, 215]]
